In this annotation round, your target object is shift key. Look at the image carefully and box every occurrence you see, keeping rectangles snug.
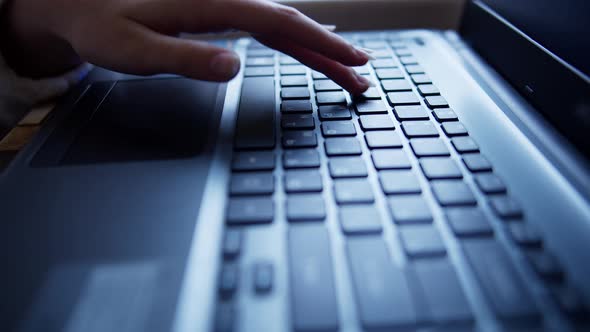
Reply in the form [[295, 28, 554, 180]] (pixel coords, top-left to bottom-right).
[[463, 239, 540, 325], [289, 225, 339, 332]]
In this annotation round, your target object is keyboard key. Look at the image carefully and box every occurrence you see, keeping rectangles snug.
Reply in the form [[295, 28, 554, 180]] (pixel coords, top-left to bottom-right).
[[281, 114, 315, 130], [248, 49, 275, 57], [280, 65, 307, 75], [281, 100, 313, 113], [410, 138, 450, 157], [281, 75, 308, 87], [381, 79, 412, 92], [232, 151, 275, 171], [234, 77, 275, 149], [489, 196, 523, 219], [376, 68, 404, 79], [404, 64, 424, 74], [347, 237, 417, 330], [432, 108, 458, 122], [400, 56, 418, 65], [230, 172, 274, 195], [359, 114, 395, 131], [333, 178, 375, 204], [424, 95, 449, 109], [365, 131, 403, 149], [244, 67, 274, 77], [463, 154, 492, 172], [412, 259, 474, 326], [280, 56, 300, 65], [431, 180, 477, 206], [420, 158, 463, 179], [395, 49, 412, 57], [287, 194, 326, 221], [314, 80, 342, 91], [379, 170, 422, 194], [312, 71, 327, 79], [329, 157, 368, 178], [363, 40, 389, 49], [356, 87, 381, 100], [318, 105, 352, 120], [355, 100, 388, 114], [253, 261, 274, 294], [526, 250, 563, 281], [321, 121, 356, 137], [316, 91, 347, 105], [339, 205, 382, 234], [411, 74, 432, 85], [507, 222, 542, 247], [463, 239, 540, 324], [222, 228, 243, 260], [401, 121, 439, 137], [283, 149, 320, 169], [390, 41, 407, 49], [389, 195, 433, 223], [393, 105, 430, 121], [371, 59, 397, 68], [446, 208, 494, 237], [218, 263, 239, 298], [214, 302, 235, 332], [441, 122, 468, 136], [451, 137, 479, 153], [417, 84, 440, 96], [324, 137, 362, 156], [281, 87, 310, 100], [352, 65, 371, 74], [400, 224, 446, 258], [475, 173, 506, 194], [387, 91, 420, 106], [227, 197, 273, 224], [371, 149, 412, 169], [246, 57, 274, 66], [289, 225, 339, 332], [282, 131, 316, 149], [284, 170, 323, 193]]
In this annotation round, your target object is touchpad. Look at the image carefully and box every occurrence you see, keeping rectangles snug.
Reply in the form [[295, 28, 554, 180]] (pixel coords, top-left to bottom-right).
[[59, 78, 223, 164]]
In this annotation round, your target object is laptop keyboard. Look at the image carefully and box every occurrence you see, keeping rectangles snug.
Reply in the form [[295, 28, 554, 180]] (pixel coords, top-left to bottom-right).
[[215, 33, 588, 331]]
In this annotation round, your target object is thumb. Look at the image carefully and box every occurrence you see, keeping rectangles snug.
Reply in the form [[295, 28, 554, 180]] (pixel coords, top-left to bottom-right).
[[101, 22, 241, 81]]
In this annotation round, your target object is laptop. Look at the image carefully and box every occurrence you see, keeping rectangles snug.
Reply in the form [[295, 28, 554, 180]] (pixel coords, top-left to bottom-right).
[[1, 0, 589, 331]]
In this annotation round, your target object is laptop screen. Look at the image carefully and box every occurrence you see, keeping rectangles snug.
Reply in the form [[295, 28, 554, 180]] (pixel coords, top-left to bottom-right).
[[481, 0, 589, 76], [460, 0, 590, 158]]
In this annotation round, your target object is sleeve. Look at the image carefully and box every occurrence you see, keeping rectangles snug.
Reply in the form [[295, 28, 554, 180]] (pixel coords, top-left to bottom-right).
[[0, 0, 92, 134]]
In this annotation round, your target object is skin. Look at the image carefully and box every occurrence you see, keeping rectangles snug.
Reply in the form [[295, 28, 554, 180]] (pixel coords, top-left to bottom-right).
[[3, 0, 373, 94]]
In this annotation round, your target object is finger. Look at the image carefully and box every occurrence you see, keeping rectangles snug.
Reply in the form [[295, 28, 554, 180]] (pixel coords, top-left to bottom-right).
[[255, 35, 372, 95], [81, 21, 241, 81], [127, 0, 370, 66]]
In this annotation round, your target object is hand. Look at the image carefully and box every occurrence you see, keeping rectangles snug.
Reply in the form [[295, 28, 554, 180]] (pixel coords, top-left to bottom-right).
[[5, 0, 373, 94]]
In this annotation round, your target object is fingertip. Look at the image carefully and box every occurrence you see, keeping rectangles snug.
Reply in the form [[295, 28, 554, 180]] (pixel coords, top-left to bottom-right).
[[210, 51, 241, 80]]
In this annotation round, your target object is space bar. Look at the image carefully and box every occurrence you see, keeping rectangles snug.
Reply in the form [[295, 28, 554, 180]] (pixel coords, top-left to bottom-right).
[[234, 77, 276, 150]]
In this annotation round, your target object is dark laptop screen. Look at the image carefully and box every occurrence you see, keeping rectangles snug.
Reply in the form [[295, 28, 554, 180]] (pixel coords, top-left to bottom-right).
[[460, 1, 590, 158], [481, 0, 589, 76]]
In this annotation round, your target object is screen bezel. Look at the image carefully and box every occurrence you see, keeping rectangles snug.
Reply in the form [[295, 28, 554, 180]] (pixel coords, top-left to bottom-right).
[[460, 0, 590, 158]]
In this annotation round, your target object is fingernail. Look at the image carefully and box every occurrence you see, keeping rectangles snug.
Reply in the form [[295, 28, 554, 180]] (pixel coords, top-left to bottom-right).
[[211, 52, 241, 79], [358, 47, 375, 54], [322, 24, 337, 31], [356, 73, 375, 91], [355, 46, 376, 61]]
